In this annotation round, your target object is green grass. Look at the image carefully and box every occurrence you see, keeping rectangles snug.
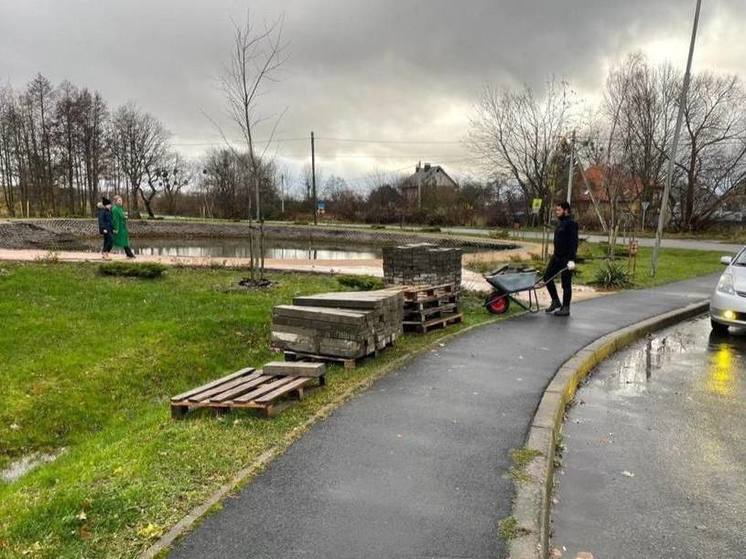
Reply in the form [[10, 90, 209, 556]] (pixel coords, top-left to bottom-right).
[[466, 244, 723, 289], [498, 515, 529, 540], [576, 246, 723, 288], [0, 263, 502, 558]]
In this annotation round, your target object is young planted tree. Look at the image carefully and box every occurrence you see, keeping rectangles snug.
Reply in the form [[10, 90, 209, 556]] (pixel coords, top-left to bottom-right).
[[219, 11, 288, 281]]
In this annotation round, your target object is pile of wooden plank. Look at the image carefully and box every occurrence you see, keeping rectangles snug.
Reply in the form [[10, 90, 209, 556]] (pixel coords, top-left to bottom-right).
[[402, 283, 463, 334], [271, 289, 404, 362], [383, 243, 462, 287]]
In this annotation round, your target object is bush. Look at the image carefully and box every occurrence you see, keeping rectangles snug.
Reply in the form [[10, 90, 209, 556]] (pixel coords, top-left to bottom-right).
[[421, 226, 441, 233], [98, 262, 167, 279], [597, 242, 629, 258], [370, 224, 386, 230], [489, 229, 512, 240], [576, 239, 594, 262], [591, 260, 631, 288], [336, 274, 384, 291]]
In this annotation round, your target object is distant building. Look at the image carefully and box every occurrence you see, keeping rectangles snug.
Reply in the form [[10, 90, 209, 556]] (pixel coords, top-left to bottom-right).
[[400, 162, 459, 208]]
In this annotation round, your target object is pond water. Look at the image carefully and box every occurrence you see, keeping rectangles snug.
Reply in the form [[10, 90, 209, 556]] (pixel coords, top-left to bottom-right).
[[127, 239, 382, 260]]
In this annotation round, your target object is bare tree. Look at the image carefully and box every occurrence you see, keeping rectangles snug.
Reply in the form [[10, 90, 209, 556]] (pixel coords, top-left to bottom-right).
[[219, 11, 288, 281], [675, 73, 746, 230], [620, 54, 679, 227], [468, 78, 572, 221], [111, 102, 170, 218], [157, 153, 194, 215]]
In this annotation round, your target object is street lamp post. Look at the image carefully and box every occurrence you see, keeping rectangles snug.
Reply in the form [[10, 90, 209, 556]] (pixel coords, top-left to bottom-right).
[[651, 0, 703, 276]]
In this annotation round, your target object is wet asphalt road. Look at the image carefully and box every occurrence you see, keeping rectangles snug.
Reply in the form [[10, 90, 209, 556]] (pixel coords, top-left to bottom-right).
[[552, 316, 746, 559]]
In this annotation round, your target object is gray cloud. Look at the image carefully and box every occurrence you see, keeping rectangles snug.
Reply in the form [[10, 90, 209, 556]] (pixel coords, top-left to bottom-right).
[[1, 0, 743, 185]]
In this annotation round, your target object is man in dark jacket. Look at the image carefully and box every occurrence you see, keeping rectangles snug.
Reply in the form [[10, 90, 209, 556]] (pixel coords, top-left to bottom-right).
[[97, 197, 114, 259], [544, 201, 578, 316]]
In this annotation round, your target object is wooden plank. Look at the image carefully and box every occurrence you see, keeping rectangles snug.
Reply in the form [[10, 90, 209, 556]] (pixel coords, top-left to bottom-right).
[[263, 361, 326, 378], [208, 373, 273, 403], [171, 404, 189, 420], [255, 377, 311, 404], [403, 293, 459, 309], [404, 303, 458, 319], [170, 367, 255, 402], [283, 351, 357, 369], [234, 376, 297, 403], [403, 312, 463, 333], [186, 370, 264, 403]]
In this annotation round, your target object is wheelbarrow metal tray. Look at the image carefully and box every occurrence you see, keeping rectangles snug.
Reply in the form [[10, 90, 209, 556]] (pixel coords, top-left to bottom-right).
[[487, 271, 538, 293]]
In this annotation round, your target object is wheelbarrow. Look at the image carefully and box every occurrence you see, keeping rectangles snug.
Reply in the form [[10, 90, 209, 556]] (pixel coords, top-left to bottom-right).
[[483, 264, 571, 314]]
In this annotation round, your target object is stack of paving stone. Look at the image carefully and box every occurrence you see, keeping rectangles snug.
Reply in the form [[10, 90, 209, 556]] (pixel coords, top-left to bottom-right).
[[271, 289, 404, 359], [382, 243, 462, 287]]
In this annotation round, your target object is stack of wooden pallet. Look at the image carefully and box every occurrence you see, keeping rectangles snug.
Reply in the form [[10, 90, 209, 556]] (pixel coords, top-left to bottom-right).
[[402, 283, 463, 334], [382, 243, 462, 287], [271, 289, 404, 363]]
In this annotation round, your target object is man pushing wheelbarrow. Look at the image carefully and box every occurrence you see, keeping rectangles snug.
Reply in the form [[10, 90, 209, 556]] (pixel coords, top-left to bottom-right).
[[484, 202, 578, 316], [543, 201, 578, 316]]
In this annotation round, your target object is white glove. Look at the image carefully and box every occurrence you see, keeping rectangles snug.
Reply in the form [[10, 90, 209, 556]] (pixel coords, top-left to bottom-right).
[[567, 260, 576, 271]]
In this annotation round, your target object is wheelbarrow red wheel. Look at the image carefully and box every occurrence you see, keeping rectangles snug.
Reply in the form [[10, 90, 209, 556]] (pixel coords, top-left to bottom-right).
[[485, 292, 509, 314]]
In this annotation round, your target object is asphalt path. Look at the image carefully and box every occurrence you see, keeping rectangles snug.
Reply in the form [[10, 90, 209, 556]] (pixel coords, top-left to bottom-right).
[[551, 316, 746, 559], [444, 227, 744, 254], [170, 275, 717, 559]]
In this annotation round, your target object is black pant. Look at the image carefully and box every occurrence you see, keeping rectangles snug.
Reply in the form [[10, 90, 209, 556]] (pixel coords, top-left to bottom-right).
[[102, 233, 113, 253], [544, 256, 572, 306], [123, 246, 135, 258]]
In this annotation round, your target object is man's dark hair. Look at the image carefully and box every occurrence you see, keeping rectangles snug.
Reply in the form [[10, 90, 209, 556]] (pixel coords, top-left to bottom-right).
[[557, 201, 571, 212]]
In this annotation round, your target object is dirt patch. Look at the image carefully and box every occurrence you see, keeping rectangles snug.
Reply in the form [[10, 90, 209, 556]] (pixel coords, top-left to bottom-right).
[[0, 222, 86, 251]]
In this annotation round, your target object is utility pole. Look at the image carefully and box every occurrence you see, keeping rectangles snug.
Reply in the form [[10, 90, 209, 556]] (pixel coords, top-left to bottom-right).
[[566, 130, 576, 205], [311, 131, 317, 225], [651, 0, 702, 276]]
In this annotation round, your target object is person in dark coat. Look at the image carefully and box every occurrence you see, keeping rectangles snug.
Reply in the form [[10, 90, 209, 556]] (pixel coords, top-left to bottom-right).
[[97, 197, 114, 259], [544, 201, 579, 316]]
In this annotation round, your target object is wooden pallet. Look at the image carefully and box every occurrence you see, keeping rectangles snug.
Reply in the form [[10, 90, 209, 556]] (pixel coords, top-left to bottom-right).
[[402, 312, 463, 334], [403, 292, 459, 310], [402, 283, 459, 303], [404, 302, 459, 322], [283, 337, 396, 369], [170, 365, 325, 419]]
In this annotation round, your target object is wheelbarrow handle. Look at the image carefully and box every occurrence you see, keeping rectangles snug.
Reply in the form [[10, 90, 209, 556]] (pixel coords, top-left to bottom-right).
[[534, 266, 570, 288]]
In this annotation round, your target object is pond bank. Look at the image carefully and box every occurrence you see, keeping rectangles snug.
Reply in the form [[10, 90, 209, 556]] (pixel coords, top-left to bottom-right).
[[0, 219, 523, 251]]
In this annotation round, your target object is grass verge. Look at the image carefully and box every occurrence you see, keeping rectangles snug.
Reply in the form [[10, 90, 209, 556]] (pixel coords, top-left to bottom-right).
[[0, 262, 506, 558], [466, 244, 723, 289]]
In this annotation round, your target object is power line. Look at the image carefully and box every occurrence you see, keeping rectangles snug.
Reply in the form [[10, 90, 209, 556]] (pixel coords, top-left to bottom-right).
[[170, 135, 466, 147], [314, 137, 464, 145], [171, 137, 308, 146]]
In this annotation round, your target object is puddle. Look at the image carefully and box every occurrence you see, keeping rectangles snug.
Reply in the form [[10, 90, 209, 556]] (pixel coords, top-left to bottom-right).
[[597, 321, 712, 394], [1, 449, 66, 483]]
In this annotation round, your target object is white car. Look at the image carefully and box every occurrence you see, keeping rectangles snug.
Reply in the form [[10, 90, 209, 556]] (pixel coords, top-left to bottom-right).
[[710, 249, 746, 334]]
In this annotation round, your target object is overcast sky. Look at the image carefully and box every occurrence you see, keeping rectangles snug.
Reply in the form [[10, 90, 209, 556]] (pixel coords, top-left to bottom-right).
[[1, 0, 745, 192]]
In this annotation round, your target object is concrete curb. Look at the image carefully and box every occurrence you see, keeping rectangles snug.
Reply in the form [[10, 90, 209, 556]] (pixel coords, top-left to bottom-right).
[[506, 299, 709, 559], [140, 315, 505, 559]]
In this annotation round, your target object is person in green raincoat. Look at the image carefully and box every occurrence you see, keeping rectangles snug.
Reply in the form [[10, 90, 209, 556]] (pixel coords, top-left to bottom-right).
[[112, 195, 136, 258]]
